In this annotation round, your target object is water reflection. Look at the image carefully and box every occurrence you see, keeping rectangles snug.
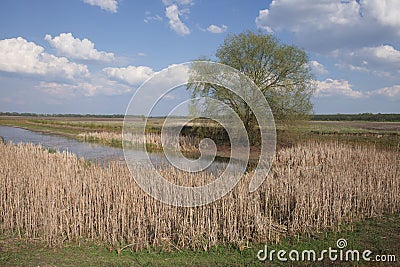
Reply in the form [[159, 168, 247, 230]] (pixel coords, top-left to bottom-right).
[[0, 126, 124, 164], [0, 126, 242, 176]]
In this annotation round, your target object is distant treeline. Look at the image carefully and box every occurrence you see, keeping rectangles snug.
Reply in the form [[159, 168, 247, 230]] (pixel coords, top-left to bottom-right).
[[312, 113, 400, 122], [0, 112, 125, 118], [2, 112, 400, 122]]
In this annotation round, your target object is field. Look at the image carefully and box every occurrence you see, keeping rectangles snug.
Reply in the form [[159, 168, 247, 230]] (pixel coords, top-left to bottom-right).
[[0, 116, 400, 266], [1, 115, 399, 152]]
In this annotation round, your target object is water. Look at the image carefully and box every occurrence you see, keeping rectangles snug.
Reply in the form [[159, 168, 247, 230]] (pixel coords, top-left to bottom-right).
[[0, 126, 238, 174], [0, 126, 125, 163]]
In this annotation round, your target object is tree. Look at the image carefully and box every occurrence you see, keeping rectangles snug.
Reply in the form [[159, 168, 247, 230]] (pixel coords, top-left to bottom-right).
[[188, 31, 315, 144]]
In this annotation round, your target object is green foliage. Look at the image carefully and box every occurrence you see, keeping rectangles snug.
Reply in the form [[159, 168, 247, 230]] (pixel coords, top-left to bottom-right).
[[188, 31, 314, 144], [217, 31, 314, 121], [46, 148, 58, 154]]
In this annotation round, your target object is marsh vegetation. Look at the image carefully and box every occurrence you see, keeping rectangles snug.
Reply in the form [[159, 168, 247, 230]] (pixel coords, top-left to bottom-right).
[[0, 140, 399, 252]]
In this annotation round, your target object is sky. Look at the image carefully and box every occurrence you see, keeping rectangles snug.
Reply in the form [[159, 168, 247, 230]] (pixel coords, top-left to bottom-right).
[[0, 0, 399, 115]]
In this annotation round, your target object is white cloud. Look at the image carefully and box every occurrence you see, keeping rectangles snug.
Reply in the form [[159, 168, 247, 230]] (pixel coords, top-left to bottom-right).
[[309, 60, 328, 76], [255, 9, 273, 33], [361, 45, 400, 64], [103, 66, 155, 85], [83, 0, 117, 13], [37, 75, 132, 98], [362, 0, 400, 28], [38, 81, 97, 97], [165, 4, 190, 35], [314, 79, 365, 98], [105, 63, 189, 90], [255, 0, 400, 82], [255, 0, 362, 31], [255, 0, 400, 52], [0, 37, 89, 80], [206, 24, 227, 34], [314, 78, 400, 99], [144, 13, 163, 23], [123, 63, 190, 115], [151, 63, 189, 86], [334, 45, 400, 78], [45, 33, 114, 62], [372, 85, 400, 98]]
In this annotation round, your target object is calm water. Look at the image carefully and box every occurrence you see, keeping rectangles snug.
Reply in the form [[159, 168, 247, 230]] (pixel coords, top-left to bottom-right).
[[0, 126, 126, 163], [0, 126, 235, 174]]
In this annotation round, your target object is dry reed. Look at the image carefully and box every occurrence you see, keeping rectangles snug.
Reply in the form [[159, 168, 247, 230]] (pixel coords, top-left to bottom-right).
[[0, 141, 399, 251], [78, 131, 199, 153]]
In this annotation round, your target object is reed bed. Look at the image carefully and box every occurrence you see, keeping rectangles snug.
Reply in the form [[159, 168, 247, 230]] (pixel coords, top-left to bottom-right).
[[0, 141, 399, 251], [78, 131, 200, 153]]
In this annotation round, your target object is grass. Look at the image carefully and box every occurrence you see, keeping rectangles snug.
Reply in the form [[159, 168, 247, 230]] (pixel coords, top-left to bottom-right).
[[283, 120, 400, 134], [1, 213, 398, 266], [276, 121, 400, 150]]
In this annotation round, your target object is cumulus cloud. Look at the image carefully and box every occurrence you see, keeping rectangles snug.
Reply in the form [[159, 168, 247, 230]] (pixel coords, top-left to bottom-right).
[[255, 9, 273, 33], [123, 63, 191, 116], [309, 60, 328, 76], [0, 37, 89, 80], [83, 0, 118, 13], [207, 24, 227, 34], [103, 66, 155, 85], [38, 77, 132, 97], [314, 79, 365, 98], [255, 0, 400, 83], [152, 63, 189, 86], [360, 45, 400, 65], [335, 45, 400, 78], [362, 0, 400, 28], [255, 0, 400, 52], [45, 33, 114, 62], [165, 4, 190, 35], [38, 81, 98, 97], [314, 78, 400, 99], [372, 85, 400, 98], [104, 63, 189, 92], [162, 0, 193, 35]]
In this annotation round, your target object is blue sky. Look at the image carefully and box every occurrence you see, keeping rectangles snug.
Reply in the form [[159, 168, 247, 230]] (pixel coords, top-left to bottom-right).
[[0, 0, 399, 115]]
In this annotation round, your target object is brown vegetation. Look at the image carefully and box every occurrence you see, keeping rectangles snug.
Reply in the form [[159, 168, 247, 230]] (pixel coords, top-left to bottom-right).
[[78, 131, 200, 153], [0, 142, 399, 251]]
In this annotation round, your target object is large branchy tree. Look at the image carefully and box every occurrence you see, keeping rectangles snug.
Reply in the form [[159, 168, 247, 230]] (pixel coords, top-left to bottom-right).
[[188, 31, 314, 144]]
